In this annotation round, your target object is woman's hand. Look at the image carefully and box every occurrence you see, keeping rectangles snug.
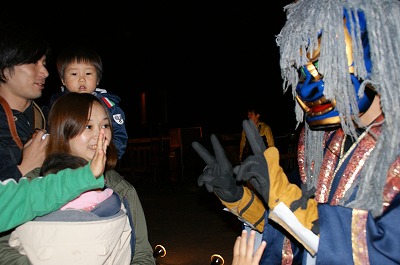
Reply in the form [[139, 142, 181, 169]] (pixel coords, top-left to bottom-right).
[[90, 129, 109, 178]]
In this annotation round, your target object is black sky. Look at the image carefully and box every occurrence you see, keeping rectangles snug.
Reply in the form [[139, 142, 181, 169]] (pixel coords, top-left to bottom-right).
[[5, 1, 297, 138]]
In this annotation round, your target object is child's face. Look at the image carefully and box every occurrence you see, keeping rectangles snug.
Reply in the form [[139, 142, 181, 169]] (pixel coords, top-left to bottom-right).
[[69, 102, 112, 162], [62, 61, 98, 94]]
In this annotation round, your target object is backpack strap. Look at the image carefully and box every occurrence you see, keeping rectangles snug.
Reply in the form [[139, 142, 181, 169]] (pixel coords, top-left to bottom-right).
[[33, 101, 46, 130], [122, 196, 136, 257], [90, 191, 122, 217], [0, 95, 23, 149]]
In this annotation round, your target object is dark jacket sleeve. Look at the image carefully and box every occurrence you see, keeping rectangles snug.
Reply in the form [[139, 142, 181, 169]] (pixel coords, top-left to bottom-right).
[[97, 95, 128, 160], [0, 149, 23, 181], [260, 215, 305, 264], [317, 194, 400, 265], [108, 103, 128, 160], [0, 107, 24, 181]]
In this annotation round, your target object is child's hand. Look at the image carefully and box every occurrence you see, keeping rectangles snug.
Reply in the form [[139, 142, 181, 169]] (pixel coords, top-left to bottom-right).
[[90, 129, 108, 178], [232, 230, 266, 265]]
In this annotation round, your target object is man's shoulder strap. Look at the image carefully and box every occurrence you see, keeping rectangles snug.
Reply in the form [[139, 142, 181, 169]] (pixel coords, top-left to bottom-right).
[[33, 101, 46, 130]]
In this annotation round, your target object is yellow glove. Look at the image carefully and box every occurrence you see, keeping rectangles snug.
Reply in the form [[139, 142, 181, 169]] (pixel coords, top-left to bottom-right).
[[263, 147, 318, 231], [220, 187, 266, 232], [236, 120, 318, 232]]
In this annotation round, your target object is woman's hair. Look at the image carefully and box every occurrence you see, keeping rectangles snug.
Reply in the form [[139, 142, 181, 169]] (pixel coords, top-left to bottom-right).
[[56, 45, 103, 83], [46, 92, 118, 170]]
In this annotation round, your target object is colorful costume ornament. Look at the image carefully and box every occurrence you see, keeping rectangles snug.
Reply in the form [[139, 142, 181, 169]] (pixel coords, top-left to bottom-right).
[[193, 0, 400, 264]]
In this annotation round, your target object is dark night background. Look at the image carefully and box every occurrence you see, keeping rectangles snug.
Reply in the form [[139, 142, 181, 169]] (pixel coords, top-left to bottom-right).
[[3, 4, 300, 262], [4, 1, 297, 138]]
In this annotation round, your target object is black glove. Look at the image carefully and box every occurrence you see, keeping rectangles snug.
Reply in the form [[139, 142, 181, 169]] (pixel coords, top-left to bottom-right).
[[234, 120, 270, 203], [192, 134, 243, 202]]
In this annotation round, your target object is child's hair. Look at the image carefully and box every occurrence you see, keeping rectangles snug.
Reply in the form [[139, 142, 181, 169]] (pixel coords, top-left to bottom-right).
[[40, 153, 88, 176], [46, 92, 118, 170], [56, 45, 103, 83]]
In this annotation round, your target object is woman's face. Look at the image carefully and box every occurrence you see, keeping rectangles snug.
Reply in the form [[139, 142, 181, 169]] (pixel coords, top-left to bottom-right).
[[69, 101, 112, 161]]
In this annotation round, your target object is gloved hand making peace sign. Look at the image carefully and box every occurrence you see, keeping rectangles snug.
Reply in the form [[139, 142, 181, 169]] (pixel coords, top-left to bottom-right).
[[236, 119, 319, 234], [192, 134, 243, 202], [233, 120, 269, 204]]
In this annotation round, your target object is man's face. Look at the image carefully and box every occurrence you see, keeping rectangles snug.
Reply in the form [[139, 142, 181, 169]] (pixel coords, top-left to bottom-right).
[[3, 55, 48, 102], [247, 111, 260, 124]]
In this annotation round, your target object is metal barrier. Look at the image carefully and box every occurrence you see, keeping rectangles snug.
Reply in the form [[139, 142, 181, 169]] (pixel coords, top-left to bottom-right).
[[117, 132, 298, 184], [117, 137, 169, 184]]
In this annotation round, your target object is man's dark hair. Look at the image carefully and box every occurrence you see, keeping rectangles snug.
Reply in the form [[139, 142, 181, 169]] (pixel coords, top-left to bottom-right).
[[0, 23, 51, 84]]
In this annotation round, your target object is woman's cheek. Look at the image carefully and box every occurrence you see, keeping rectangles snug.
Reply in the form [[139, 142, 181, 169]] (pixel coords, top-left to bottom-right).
[[105, 130, 112, 144]]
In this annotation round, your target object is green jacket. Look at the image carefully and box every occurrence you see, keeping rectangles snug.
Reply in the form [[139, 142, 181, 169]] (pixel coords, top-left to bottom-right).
[[0, 169, 155, 265], [0, 164, 104, 233]]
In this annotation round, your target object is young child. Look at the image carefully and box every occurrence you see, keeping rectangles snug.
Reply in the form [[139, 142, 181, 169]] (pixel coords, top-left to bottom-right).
[[42, 45, 128, 160], [39, 153, 114, 212]]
